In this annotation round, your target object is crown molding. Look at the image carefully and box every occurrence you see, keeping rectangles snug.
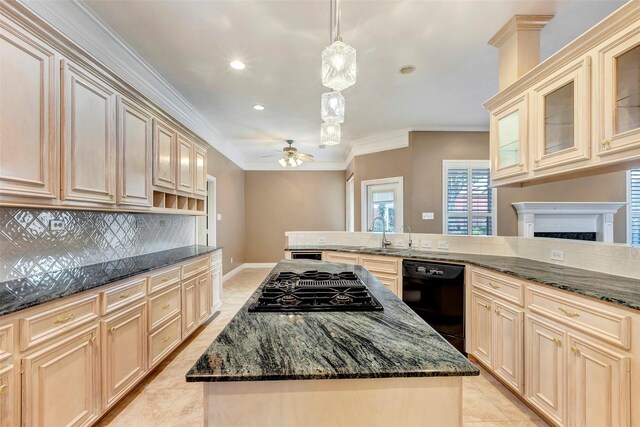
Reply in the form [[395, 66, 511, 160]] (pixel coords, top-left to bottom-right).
[[488, 15, 554, 48], [15, 0, 246, 168], [243, 160, 347, 171], [344, 128, 411, 166]]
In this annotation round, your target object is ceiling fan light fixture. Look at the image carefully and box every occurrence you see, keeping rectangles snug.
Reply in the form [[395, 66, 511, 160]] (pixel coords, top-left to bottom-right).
[[322, 41, 356, 91], [321, 91, 345, 123], [320, 122, 341, 146]]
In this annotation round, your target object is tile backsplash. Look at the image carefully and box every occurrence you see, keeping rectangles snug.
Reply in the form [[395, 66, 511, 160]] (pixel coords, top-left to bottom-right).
[[0, 208, 195, 282]]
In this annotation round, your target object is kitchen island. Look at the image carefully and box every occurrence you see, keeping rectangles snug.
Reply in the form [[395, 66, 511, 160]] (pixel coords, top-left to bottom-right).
[[186, 259, 478, 426]]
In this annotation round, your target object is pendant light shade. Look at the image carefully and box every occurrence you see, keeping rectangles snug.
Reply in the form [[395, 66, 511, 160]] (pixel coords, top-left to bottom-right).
[[322, 41, 356, 91], [321, 91, 345, 123], [320, 122, 341, 146]]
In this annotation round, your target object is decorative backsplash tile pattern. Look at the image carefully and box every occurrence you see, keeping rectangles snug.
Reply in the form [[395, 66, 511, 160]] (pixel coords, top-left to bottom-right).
[[0, 208, 195, 282]]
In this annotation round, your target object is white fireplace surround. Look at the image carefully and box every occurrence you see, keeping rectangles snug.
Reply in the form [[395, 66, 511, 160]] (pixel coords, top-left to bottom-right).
[[511, 202, 626, 243]]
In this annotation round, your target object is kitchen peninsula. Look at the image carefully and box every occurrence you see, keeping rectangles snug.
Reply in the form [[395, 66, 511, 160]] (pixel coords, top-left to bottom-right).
[[186, 259, 479, 426]]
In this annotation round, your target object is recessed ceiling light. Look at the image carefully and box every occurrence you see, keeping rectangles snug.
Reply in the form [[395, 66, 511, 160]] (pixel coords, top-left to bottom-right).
[[230, 60, 246, 70], [399, 65, 416, 75], [253, 104, 265, 111]]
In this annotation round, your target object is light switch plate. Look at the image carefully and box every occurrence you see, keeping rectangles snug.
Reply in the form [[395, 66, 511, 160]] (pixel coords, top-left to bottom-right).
[[437, 241, 449, 250], [49, 220, 65, 231], [421, 240, 432, 249], [550, 250, 565, 262], [318, 237, 327, 244], [422, 212, 434, 220], [217, 214, 222, 221]]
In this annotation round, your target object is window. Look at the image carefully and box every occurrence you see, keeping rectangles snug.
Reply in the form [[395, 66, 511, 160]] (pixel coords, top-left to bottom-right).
[[443, 160, 496, 236], [629, 169, 640, 246], [361, 177, 403, 232], [346, 175, 354, 232]]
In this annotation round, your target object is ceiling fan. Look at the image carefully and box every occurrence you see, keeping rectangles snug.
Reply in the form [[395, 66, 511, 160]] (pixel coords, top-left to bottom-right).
[[262, 140, 314, 168]]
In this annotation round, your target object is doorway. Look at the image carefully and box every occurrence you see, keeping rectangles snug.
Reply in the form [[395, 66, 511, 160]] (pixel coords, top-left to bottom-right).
[[197, 175, 217, 246]]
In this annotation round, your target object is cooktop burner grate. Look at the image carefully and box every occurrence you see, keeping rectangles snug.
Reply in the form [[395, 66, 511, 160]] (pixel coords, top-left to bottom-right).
[[248, 270, 383, 312]]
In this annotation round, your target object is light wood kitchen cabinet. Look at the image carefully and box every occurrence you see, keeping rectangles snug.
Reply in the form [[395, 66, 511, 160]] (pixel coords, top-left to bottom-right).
[[61, 60, 117, 204], [525, 314, 566, 426], [196, 274, 212, 324], [566, 335, 631, 427], [0, 364, 16, 427], [117, 97, 153, 207], [598, 26, 640, 158], [0, 14, 58, 200], [194, 144, 208, 196], [177, 134, 194, 194], [470, 291, 493, 367], [490, 94, 529, 180], [532, 57, 591, 171], [152, 118, 177, 191], [324, 251, 359, 265], [492, 300, 523, 393], [101, 302, 147, 411], [148, 314, 181, 369], [182, 277, 198, 338], [22, 324, 100, 427], [211, 264, 222, 311]]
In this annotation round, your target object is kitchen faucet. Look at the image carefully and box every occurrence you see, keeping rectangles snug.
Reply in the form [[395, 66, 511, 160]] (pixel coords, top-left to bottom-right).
[[402, 225, 412, 249], [368, 217, 392, 248]]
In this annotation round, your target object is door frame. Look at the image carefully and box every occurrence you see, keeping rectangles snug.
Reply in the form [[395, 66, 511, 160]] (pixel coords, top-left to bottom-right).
[[360, 176, 404, 232], [197, 175, 217, 246]]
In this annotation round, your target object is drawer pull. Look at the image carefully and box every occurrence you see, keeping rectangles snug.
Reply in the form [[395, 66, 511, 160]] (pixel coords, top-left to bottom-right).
[[553, 338, 562, 346], [0, 384, 6, 393], [162, 278, 169, 282], [54, 312, 76, 324], [494, 308, 501, 316], [489, 282, 501, 289], [558, 307, 580, 317], [109, 327, 116, 334], [162, 335, 171, 343], [89, 335, 96, 344], [162, 303, 170, 310], [119, 291, 133, 299], [570, 346, 581, 356], [478, 303, 490, 310]]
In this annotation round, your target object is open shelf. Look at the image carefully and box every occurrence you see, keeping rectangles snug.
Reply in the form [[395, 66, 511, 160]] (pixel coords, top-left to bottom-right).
[[165, 194, 178, 210], [153, 191, 165, 208], [150, 190, 206, 214]]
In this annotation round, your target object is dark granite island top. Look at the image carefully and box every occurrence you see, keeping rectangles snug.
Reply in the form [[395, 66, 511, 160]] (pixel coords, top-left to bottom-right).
[[0, 245, 222, 316], [286, 245, 640, 311], [186, 259, 479, 382]]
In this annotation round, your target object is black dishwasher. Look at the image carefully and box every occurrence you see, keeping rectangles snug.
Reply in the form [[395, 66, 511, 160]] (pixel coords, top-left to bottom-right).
[[402, 260, 465, 353]]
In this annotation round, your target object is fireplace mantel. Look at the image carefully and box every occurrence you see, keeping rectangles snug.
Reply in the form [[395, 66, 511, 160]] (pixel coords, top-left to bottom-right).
[[511, 202, 626, 243]]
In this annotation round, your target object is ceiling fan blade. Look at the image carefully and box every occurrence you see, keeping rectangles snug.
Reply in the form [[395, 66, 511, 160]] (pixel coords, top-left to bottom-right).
[[297, 153, 314, 162], [260, 154, 280, 158]]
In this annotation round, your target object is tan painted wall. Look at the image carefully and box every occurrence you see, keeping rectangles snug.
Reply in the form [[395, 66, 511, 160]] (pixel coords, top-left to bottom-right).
[[207, 146, 245, 274], [244, 171, 346, 262]]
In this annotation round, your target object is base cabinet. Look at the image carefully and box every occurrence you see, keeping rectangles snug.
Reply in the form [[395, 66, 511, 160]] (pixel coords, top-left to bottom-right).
[[567, 335, 631, 427], [101, 302, 147, 411], [492, 300, 524, 392], [0, 364, 16, 427], [22, 325, 100, 427], [470, 291, 493, 367], [196, 274, 212, 324], [182, 278, 198, 338]]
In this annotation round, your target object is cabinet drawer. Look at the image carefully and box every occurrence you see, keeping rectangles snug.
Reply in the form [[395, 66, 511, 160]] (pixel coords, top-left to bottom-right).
[[149, 314, 181, 368], [148, 266, 181, 294], [149, 284, 181, 331], [527, 287, 631, 349], [101, 277, 147, 315], [373, 273, 398, 295], [471, 268, 524, 306], [19, 294, 99, 351], [0, 324, 13, 363], [182, 257, 209, 279], [324, 252, 359, 265], [360, 256, 399, 275], [212, 251, 222, 264]]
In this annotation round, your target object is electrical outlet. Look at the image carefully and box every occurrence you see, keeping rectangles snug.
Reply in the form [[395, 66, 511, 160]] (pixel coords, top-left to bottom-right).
[[550, 250, 565, 262], [421, 212, 434, 220], [159, 220, 166, 227], [394, 239, 404, 247], [217, 214, 222, 221], [437, 241, 449, 250], [49, 220, 65, 231], [318, 237, 327, 244], [230, 257, 233, 264], [421, 240, 432, 249], [171, 220, 177, 226]]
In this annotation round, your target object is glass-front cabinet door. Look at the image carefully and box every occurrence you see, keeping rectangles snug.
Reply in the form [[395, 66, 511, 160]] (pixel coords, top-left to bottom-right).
[[598, 29, 640, 157], [490, 94, 528, 180], [532, 57, 591, 170]]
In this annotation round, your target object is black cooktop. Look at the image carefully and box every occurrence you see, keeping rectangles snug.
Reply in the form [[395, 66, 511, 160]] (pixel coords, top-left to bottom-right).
[[248, 270, 384, 312]]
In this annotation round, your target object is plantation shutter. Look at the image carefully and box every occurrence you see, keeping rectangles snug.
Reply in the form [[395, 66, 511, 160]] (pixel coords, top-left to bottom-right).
[[631, 169, 640, 246], [444, 161, 494, 236]]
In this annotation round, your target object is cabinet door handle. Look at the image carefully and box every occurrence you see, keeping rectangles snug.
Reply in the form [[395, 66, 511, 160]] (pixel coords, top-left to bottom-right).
[[162, 278, 169, 282], [108, 193, 114, 200], [89, 335, 96, 344], [119, 290, 133, 299], [109, 327, 116, 334], [478, 303, 490, 310], [601, 139, 611, 149], [494, 308, 501, 316], [553, 337, 562, 346], [0, 384, 6, 393], [570, 346, 581, 356], [54, 312, 76, 324], [162, 335, 171, 343], [162, 303, 170, 310], [558, 307, 580, 317], [122, 194, 128, 199], [489, 282, 501, 289]]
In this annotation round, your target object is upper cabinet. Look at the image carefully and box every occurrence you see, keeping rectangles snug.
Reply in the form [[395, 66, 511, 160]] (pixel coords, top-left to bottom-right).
[[194, 145, 208, 196], [485, 2, 640, 186], [0, 14, 58, 199], [598, 25, 640, 158], [152, 118, 178, 191], [61, 60, 118, 204], [177, 134, 194, 193], [118, 97, 153, 207]]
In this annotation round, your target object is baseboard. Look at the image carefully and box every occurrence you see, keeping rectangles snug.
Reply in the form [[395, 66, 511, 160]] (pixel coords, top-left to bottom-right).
[[223, 263, 277, 281]]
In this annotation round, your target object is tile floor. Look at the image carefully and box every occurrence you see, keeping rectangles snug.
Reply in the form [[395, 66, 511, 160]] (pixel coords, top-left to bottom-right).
[[97, 268, 548, 427]]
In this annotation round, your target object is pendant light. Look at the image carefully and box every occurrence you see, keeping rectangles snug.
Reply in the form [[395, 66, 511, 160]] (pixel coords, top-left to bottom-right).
[[320, 122, 341, 146], [321, 91, 345, 123]]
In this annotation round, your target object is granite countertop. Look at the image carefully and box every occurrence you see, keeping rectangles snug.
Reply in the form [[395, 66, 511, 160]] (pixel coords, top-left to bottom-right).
[[0, 245, 222, 317], [286, 245, 640, 311], [186, 259, 479, 382]]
